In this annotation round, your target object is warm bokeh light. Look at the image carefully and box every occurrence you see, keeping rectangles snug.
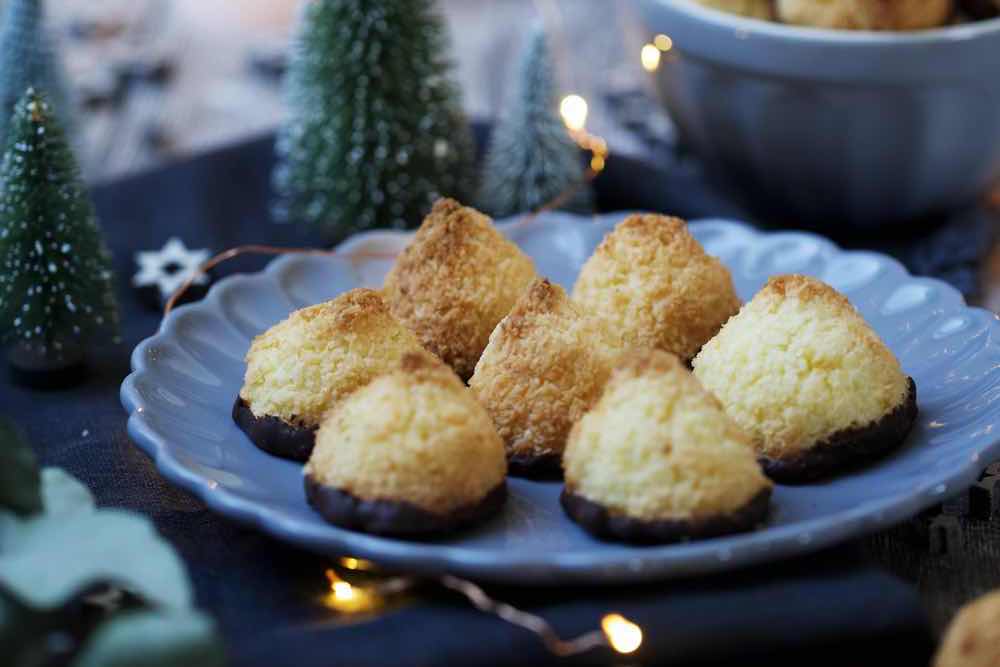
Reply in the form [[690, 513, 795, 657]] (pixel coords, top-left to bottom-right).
[[601, 613, 643, 654], [322, 569, 382, 614], [339, 556, 376, 571], [654, 33, 673, 51], [559, 94, 589, 132], [640, 43, 661, 72]]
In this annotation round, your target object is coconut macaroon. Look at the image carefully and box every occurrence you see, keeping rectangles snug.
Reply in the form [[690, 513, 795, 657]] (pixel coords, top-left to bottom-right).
[[694, 0, 775, 20], [562, 350, 772, 544], [383, 198, 537, 380], [234, 289, 428, 461], [304, 353, 507, 537], [469, 278, 622, 478], [775, 0, 953, 30], [935, 589, 1000, 667], [693, 275, 918, 483], [572, 214, 740, 363]]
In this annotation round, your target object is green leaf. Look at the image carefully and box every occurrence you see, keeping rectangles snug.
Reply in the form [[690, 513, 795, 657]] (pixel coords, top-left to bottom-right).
[[0, 420, 42, 517], [1, 467, 95, 550], [0, 510, 193, 611], [38, 468, 94, 517], [72, 610, 225, 667]]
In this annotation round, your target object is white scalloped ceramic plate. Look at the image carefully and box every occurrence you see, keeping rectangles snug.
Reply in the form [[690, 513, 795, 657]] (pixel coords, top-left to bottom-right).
[[121, 213, 1000, 584]]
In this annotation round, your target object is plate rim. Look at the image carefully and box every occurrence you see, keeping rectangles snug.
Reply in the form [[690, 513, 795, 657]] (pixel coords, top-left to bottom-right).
[[120, 213, 1000, 584]]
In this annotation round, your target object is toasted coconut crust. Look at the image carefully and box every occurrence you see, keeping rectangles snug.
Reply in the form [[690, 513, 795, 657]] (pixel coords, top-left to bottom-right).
[[693, 274, 912, 462], [760, 377, 918, 483], [305, 353, 507, 520], [572, 214, 740, 362], [383, 198, 537, 380], [775, 0, 953, 30], [563, 349, 772, 533], [239, 288, 427, 427], [469, 279, 623, 474]]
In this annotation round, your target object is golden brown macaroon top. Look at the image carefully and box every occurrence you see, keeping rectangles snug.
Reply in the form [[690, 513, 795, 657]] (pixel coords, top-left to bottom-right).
[[775, 0, 953, 30], [383, 198, 537, 380], [564, 349, 771, 522], [694, 0, 775, 20], [305, 352, 507, 516], [934, 589, 1000, 667], [693, 274, 910, 457], [239, 288, 428, 427], [572, 214, 740, 362], [469, 278, 623, 461]]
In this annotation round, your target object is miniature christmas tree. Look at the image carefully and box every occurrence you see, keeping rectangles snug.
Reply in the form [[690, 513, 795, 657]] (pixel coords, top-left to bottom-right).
[[0, 88, 118, 384], [477, 27, 592, 219], [0, 0, 73, 147], [273, 0, 475, 240]]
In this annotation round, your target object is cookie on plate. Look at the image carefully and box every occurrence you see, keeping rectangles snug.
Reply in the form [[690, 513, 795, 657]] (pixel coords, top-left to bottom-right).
[[572, 214, 740, 363], [383, 198, 537, 380], [775, 0, 953, 30], [470, 278, 622, 478], [234, 288, 427, 461], [694, 0, 775, 20], [935, 589, 1000, 667], [304, 353, 507, 537], [561, 350, 772, 544], [693, 275, 917, 483]]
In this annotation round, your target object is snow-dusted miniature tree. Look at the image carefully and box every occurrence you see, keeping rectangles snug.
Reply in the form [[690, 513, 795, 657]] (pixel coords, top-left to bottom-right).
[[477, 27, 592, 218], [0, 0, 73, 147], [0, 89, 118, 368], [273, 0, 475, 240]]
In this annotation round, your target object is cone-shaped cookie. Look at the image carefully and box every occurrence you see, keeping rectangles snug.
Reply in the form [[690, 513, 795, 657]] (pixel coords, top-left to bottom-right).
[[695, 0, 775, 20], [561, 350, 772, 544], [572, 214, 740, 363], [234, 289, 428, 461], [470, 278, 622, 478], [693, 275, 918, 483], [304, 353, 507, 536], [775, 0, 952, 30], [935, 589, 1000, 667], [383, 198, 537, 380]]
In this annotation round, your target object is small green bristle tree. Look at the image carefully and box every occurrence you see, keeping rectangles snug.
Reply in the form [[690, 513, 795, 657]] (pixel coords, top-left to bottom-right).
[[0, 0, 73, 147], [273, 0, 475, 240], [0, 89, 118, 368], [477, 27, 592, 219]]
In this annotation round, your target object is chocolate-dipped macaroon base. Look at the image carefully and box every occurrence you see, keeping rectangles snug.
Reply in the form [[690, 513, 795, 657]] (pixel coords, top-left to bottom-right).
[[561, 486, 772, 545], [305, 477, 507, 537], [507, 451, 563, 480], [232, 397, 316, 462], [760, 377, 918, 484]]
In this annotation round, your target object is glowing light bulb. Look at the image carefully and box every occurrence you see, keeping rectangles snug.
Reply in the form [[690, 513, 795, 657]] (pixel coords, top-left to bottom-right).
[[333, 581, 355, 601], [601, 613, 643, 654], [339, 557, 375, 571], [640, 43, 661, 72], [654, 33, 673, 51], [559, 94, 588, 132], [323, 569, 381, 614]]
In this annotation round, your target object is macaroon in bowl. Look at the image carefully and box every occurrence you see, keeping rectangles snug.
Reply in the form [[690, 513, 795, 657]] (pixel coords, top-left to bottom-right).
[[632, 0, 1000, 230]]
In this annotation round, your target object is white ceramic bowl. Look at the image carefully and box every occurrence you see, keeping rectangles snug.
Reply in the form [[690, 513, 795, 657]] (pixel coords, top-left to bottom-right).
[[634, 0, 1000, 230]]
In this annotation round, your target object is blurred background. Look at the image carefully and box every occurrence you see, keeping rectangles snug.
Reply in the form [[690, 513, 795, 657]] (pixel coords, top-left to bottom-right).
[[55, 0, 664, 182]]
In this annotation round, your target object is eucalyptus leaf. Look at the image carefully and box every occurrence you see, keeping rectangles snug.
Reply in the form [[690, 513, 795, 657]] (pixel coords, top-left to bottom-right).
[[0, 510, 192, 611], [0, 419, 42, 517], [38, 468, 94, 517], [72, 610, 225, 667], [1, 468, 96, 551]]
